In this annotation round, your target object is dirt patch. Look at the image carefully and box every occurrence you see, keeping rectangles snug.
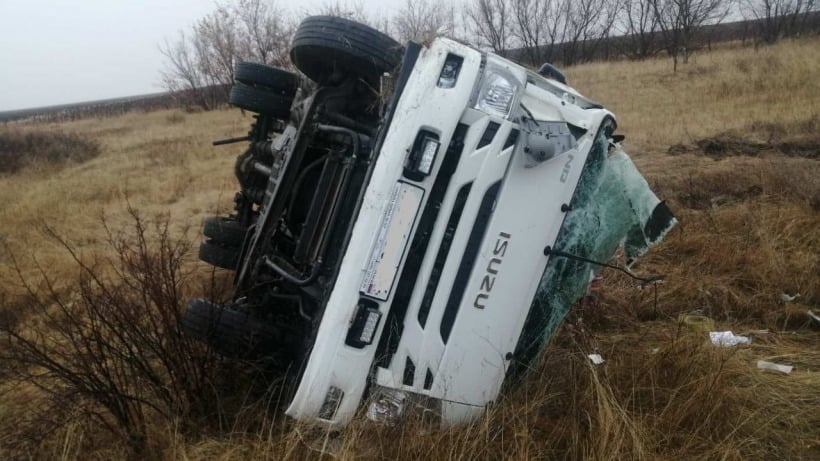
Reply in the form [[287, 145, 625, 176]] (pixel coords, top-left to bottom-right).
[[669, 133, 820, 159]]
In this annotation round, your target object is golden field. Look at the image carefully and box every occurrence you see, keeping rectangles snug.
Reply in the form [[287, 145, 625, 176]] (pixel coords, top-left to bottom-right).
[[0, 37, 818, 460]]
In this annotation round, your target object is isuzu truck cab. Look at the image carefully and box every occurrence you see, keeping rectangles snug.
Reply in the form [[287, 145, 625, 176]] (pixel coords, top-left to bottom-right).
[[184, 15, 676, 429]]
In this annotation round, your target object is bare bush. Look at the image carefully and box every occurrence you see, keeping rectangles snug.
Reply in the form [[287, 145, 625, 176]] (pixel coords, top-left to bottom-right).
[[0, 129, 100, 174], [0, 209, 224, 454]]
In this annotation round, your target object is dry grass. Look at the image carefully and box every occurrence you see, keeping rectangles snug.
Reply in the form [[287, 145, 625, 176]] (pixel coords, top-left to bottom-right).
[[0, 38, 818, 460], [568, 37, 820, 153]]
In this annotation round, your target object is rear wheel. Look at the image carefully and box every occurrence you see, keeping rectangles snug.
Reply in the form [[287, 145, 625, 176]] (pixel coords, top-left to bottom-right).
[[229, 83, 292, 119], [234, 62, 298, 97], [182, 299, 284, 358], [198, 239, 240, 270], [203, 216, 249, 247], [290, 15, 402, 85]]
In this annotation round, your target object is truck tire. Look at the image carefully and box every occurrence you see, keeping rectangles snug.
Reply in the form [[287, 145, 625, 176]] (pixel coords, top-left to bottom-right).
[[234, 62, 298, 98], [182, 299, 282, 358], [198, 239, 240, 270], [290, 15, 402, 85], [229, 83, 292, 119], [203, 216, 248, 247]]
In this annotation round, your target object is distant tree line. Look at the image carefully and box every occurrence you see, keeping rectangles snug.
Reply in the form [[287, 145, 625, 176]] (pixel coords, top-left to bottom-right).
[[6, 0, 815, 122], [159, 0, 819, 109], [0, 92, 178, 124]]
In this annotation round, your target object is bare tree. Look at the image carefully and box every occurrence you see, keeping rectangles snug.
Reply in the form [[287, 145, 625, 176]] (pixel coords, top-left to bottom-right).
[[160, 32, 223, 110], [743, 0, 818, 43], [235, 0, 293, 67], [510, 0, 553, 65], [465, 0, 511, 53], [194, 4, 241, 92], [561, 0, 620, 65], [312, 0, 394, 34], [392, 0, 457, 42], [316, 1, 371, 25], [651, 0, 730, 70], [617, 0, 661, 58], [160, 1, 297, 110]]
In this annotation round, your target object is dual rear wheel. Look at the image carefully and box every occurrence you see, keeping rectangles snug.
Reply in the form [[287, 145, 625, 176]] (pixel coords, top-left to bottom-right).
[[227, 15, 402, 118]]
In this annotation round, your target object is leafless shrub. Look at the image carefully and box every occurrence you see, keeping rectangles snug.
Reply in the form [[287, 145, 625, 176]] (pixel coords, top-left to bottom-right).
[[0, 209, 225, 454], [0, 129, 100, 174]]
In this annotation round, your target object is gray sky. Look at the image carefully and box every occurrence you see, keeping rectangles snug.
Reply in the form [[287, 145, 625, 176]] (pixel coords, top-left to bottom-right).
[[0, 0, 405, 111]]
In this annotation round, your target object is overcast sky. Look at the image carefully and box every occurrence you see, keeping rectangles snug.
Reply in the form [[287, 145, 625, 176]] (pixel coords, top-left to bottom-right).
[[0, 0, 405, 111]]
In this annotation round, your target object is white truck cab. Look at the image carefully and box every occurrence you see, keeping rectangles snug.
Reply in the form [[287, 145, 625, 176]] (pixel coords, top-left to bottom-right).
[[185, 16, 675, 430]]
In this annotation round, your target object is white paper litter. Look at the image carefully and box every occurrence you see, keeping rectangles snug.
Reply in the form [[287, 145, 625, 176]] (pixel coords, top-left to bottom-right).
[[808, 310, 820, 325], [780, 293, 800, 303], [757, 360, 793, 374], [587, 354, 605, 365], [709, 331, 752, 347]]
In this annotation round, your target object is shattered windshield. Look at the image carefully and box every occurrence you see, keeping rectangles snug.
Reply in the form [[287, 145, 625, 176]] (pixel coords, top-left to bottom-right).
[[516, 122, 677, 362]]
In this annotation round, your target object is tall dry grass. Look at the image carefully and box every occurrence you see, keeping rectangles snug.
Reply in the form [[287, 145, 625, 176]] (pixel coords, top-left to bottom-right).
[[568, 37, 820, 153], [0, 37, 818, 459]]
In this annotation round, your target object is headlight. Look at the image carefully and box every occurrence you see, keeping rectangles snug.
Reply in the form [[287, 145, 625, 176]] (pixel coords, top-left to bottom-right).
[[366, 385, 443, 430], [473, 63, 522, 119], [366, 387, 405, 425]]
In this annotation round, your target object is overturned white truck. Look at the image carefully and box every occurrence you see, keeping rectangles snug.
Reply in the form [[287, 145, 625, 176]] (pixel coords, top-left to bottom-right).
[[184, 16, 676, 429]]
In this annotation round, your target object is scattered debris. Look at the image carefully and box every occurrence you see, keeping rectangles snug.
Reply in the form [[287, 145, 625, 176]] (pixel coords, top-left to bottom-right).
[[809, 310, 820, 325], [710, 331, 752, 347], [679, 314, 716, 332], [757, 360, 793, 375], [780, 293, 801, 303], [587, 354, 605, 365]]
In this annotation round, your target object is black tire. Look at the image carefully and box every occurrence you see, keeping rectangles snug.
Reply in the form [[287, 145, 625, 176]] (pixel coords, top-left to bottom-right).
[[229, 83, 292, 119], [182, 299, 282, 358], [234, 62, 298, 98], [290, 15, 403, 84], [203, 216, 248, 247], [198, 239, 240, 270]]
